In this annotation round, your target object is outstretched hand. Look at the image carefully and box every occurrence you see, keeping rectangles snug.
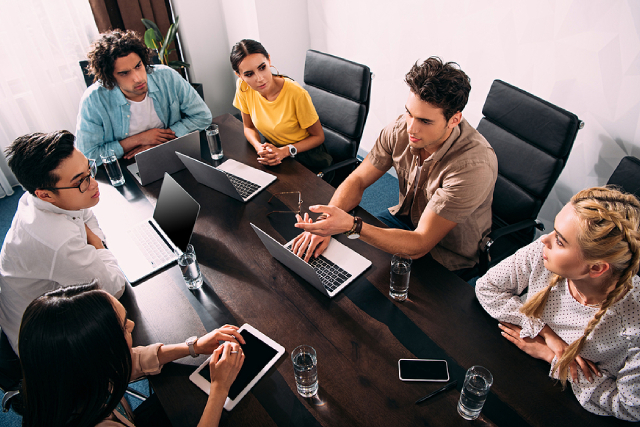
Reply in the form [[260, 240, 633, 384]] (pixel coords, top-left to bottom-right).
[[291, 213, 331, 262], [294, 205, 354, 237]]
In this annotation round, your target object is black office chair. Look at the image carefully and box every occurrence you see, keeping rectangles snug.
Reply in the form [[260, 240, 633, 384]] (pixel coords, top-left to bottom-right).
[[607, 156, 640, 201], [477, 80, 584, 275], [303, 50, 372, 186]]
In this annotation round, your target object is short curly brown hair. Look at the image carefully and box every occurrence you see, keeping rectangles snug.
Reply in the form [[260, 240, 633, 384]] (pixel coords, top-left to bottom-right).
[[87, 29, 152, 90], [404, 57, 471, 122]]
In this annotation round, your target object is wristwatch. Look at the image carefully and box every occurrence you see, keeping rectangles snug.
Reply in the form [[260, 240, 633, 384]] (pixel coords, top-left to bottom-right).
[[344, 216, 363, 239], [185, 336, 199, 358], [288, 145, 297, 158]]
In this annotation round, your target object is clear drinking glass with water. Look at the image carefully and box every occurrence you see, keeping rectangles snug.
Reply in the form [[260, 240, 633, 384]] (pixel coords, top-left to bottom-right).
[[100, 149, 125, 186], [177, 244, 203, 290], [291, 345, 318, 397], [457, 365, 493, 420], [389, 253, 412, 301], [206, 124, 224, 160]]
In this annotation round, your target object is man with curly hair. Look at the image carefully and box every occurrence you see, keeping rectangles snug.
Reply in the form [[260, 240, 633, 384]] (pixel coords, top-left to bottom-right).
[[293, 57, 498, 279], [76, 29, 212, 164]]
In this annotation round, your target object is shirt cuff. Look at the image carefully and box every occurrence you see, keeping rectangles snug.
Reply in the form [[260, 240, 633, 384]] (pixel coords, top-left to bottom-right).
[[519, 317, 545, 339], [548, 355, 560, 379]]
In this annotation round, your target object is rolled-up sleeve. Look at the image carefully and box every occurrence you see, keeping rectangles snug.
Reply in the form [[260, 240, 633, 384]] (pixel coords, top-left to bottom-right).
[[130, 343, 164, 381]]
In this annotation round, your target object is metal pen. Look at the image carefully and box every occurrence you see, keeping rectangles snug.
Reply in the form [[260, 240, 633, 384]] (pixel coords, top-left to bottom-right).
[[415, 380, 457, 404]]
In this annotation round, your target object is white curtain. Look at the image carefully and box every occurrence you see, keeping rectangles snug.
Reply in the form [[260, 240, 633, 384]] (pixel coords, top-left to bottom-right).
[[0, 0, 98, 197]]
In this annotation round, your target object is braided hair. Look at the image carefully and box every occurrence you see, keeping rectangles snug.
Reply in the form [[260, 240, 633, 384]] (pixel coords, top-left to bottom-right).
[[520, 186, 640, 383]]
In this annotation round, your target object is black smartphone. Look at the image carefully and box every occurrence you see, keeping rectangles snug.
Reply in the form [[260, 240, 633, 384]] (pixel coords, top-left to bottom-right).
[[398, 359, 450, 382]]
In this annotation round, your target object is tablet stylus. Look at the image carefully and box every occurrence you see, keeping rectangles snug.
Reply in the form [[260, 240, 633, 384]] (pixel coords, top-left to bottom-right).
[[415, 380, 457, 404]]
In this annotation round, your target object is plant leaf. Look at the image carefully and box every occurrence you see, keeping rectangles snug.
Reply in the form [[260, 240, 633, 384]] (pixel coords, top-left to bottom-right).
[[141, 18, 161, 40], [143, 29, 158, 49], [165, 23, 177, 47]]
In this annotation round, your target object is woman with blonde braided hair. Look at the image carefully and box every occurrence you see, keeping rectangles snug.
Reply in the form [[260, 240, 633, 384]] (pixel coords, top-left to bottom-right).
[[476, 186, 640, 421]]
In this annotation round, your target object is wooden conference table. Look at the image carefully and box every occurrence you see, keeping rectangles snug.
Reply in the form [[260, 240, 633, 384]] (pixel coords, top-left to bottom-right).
[[93, 114, 628, 427]]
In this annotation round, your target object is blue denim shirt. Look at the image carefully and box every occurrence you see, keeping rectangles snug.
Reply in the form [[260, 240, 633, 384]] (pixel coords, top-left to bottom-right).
[[75, 65, 212, 164]]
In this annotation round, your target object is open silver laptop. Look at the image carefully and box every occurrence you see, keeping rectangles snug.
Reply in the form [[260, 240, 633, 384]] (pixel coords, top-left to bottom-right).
[[107, 173, 200, 283], [127, 131, 201, 185], [177, 152, 276, 202], [250, 223, 371, 298]]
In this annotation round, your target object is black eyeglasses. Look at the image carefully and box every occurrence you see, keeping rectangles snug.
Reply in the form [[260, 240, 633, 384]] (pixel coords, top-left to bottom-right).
[[267, 191, 302, 216], [41, 159, 97, 193]]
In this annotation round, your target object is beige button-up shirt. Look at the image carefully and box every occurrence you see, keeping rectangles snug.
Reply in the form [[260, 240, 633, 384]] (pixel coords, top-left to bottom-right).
[[368, 115, 498, 270]]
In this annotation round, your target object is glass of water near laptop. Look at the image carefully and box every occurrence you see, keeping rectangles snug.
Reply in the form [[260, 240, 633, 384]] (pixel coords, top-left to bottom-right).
[[457, 365, 493, 420], [206, 124, 224, 160], [291, 345, 318, 397], [390, 253, 412, 301], [176, 244, 203, 290], [100, 149, 125, 187]]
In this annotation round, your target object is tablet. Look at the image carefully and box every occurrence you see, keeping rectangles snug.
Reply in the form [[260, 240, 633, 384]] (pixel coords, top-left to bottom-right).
[[189, 323, 285, 411]]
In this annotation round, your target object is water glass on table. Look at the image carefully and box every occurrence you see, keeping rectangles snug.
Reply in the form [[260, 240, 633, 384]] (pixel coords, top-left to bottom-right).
[[291, 345, 318, 397], [457, 365, 493, 420], [177, 244, 203, 290], [389, 253, 412, 301], [100, 149, 125, 186], [206, 124, 224, 160]]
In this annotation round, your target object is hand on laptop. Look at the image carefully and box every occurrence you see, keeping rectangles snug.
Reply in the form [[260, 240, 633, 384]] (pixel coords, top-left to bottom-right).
[[256, 143, 287, 166], [121, 128, 176, 159], [292, 212, 331, 261]]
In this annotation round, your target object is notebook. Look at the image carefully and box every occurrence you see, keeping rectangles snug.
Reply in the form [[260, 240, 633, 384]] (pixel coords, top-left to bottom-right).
[[127, 131, 201, 185], [250, 223, 371, 298], [176, 152, 276, 202], [107, 173, 200, 283]]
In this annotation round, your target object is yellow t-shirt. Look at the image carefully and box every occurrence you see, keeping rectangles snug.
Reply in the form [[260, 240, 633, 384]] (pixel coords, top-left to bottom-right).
[[233, 77, 319, 147]]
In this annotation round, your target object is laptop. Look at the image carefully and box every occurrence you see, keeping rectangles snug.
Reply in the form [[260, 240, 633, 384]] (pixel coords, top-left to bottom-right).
[[127, 131, 201, 185], [176, 152, 276, 202], [107, 173, 200, 283], [250, 223, 371, 298]]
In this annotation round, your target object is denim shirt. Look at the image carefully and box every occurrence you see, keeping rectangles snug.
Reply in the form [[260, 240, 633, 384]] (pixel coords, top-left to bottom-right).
[[75, 65, 212, 164]]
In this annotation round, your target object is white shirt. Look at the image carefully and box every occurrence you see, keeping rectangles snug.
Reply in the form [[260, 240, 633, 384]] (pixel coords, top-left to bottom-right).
[[476, 239, 640, 421], [128, 94, 164, 137], [0, 193, 126, 353]]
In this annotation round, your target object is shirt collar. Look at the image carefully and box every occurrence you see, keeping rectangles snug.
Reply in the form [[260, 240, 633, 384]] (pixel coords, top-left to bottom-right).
[[31, 193, 85, 218]]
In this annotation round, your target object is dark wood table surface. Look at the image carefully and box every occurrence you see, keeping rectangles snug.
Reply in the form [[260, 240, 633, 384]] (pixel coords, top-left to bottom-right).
[[93, 114, 630, 427]]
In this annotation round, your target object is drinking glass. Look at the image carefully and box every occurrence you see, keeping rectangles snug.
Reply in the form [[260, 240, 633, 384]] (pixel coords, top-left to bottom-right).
[[389, 253, 412, 301], [291, 345, 318, 397], [177, 244, 203, 290], [100, 149, 125, 186], [457, 365, 493, 420], [206, 124, 224, 160]]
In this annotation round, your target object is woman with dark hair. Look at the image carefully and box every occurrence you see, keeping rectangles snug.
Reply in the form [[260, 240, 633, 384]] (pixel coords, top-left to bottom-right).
[[230, 39, 332, 175], [19, 283, 245, 427], [476, 186, 640, 421]]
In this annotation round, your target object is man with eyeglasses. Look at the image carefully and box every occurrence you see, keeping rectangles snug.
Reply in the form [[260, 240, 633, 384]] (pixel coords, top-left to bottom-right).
[[0, 130, 125, 354]]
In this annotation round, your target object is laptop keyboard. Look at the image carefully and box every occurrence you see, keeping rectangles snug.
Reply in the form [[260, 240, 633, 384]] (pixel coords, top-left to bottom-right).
[[131, 221, 175, 266], [286, 245, 352, 292], [224, 172, 260, 199]]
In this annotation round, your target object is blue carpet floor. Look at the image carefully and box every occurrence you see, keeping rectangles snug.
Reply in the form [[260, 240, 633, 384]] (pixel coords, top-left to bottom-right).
[[0, 173, 399, 424]]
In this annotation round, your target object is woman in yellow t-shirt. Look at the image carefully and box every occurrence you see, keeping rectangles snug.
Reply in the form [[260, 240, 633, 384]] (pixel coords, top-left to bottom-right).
[[230, 39, 332, 175]]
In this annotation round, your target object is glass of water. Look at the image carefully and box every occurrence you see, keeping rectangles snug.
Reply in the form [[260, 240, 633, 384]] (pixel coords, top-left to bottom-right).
[[291, 345, 318, 397], [177, 244, 203, 290], [206, 124, 224, 160], [99, 149, 125, 187], [390, 253, 412, 301], [457, 365, 493, 420]]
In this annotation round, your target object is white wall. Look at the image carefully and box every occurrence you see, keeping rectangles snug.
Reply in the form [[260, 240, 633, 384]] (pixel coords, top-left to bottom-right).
[[306, 0, 640, 229]]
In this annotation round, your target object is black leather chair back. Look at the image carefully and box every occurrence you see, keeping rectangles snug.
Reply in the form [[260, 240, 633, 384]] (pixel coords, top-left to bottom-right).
[[477, 80, 582, 267], [607, 156, 640, 201], [303, 50, 372, 185]]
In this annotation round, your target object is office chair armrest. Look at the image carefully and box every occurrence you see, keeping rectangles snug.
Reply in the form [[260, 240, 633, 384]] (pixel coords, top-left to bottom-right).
[[478, 219, 545, 275], [317, 158, 360, 179], [2, 389, 20, 413]]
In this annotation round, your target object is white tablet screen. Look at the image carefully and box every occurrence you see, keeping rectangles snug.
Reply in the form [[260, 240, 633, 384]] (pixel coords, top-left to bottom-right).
[[197, 328, 278, 400]]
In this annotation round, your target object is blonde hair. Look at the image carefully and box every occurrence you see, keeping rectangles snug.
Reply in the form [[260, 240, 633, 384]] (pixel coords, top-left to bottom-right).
[[520, 186, 640, 383]]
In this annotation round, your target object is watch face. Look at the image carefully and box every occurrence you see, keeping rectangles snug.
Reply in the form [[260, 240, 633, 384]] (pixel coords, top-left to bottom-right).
[[289, 145, 297, 156], [348, 233, 360, 240]]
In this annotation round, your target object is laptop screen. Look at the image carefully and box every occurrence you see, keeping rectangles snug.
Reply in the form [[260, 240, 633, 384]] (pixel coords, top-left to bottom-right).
[[153, 174, 200, 252]]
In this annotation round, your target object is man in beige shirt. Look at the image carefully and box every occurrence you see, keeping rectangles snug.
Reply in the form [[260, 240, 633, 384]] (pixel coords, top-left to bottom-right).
[[293, 57, 498, 279]]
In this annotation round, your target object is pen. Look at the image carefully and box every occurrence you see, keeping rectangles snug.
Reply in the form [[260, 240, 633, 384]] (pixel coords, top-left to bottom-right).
[[415, 380, 457, 404]]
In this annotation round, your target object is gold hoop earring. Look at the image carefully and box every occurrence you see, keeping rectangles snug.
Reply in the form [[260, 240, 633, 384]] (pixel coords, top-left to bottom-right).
[[270, 65, 280, 76], [240, 79, 250, 92]]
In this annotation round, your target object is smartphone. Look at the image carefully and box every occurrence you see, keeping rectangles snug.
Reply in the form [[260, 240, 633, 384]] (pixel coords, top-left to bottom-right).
[[398, 359, 450, 382]]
